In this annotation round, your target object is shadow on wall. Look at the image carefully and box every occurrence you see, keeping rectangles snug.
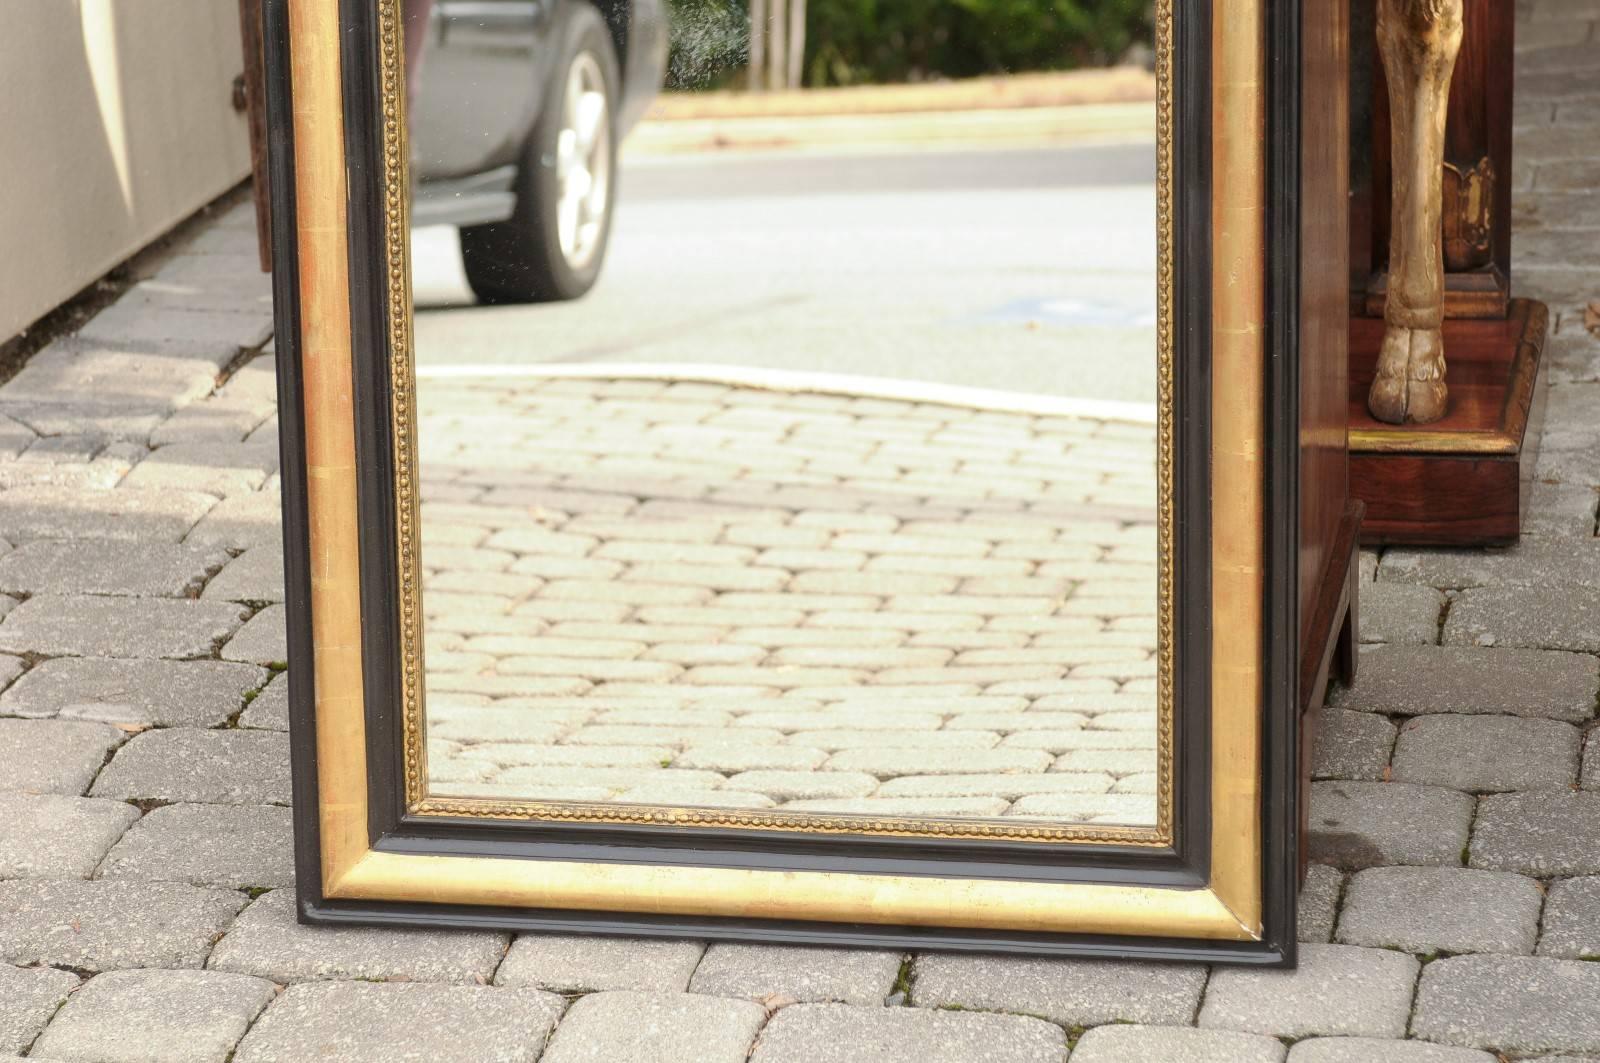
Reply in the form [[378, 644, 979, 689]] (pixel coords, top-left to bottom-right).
[[0, 0, 250, 343]]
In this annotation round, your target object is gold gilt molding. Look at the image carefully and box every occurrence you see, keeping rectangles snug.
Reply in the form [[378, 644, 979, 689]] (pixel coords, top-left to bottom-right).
[[374, 0, 430, 818], [291, 0, 1265, 939]]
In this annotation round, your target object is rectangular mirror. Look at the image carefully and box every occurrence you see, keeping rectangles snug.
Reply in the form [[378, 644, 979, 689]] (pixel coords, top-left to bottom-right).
[[270, 0, 1358, 964]]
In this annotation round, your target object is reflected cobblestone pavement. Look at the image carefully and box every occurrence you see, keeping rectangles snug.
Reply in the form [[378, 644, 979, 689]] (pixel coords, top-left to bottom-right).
[[418, 376, 1159, 826]]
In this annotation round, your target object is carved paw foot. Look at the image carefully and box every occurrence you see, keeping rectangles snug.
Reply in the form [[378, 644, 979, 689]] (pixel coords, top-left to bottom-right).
[[1369, 324, 1448, 424]]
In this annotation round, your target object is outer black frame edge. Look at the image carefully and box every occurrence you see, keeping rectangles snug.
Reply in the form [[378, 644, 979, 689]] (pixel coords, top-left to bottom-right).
[[279, 0, 1296, 964], [1261, 0, 1305, 965], [265, 0, 327, 916]]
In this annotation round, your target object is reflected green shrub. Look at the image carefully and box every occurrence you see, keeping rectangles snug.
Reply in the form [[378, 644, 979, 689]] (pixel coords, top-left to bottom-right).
[[664, 0, 1154, 89]]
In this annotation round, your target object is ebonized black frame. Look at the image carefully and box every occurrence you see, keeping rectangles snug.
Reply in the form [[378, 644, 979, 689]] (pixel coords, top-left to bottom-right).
[[269, 0, 1306, 964]]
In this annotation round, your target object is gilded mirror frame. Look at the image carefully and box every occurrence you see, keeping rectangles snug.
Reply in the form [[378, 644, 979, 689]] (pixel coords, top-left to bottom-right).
[[270, 0, 1308, 963]]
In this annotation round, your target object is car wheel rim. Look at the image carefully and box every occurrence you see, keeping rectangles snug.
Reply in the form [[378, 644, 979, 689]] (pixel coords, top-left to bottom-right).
[[555, 51, 610, 273]]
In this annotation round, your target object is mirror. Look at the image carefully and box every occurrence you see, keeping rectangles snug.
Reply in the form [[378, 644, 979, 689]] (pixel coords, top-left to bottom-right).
[[270, 0, 1349, 963], [404, 1, 1164, 834]]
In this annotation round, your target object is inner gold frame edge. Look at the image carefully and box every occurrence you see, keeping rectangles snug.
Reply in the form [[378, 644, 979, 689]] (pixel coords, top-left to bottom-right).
[[293, 0, 1264, 938]]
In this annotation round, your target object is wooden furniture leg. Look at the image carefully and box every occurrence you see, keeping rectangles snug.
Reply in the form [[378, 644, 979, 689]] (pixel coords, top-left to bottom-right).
[[1369, 0, 1464, 425]]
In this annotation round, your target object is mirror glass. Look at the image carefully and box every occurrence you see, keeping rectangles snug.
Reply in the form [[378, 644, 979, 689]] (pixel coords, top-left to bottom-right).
[[403, 0, 1163, 830]]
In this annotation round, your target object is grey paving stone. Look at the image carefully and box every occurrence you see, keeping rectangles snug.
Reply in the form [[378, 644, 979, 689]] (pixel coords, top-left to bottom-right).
[[15, 434, 105, 467], [184, 490, 283, 551], [911, 953, 1205, 1026], [1390, 715, 1581, 792], [1361, 583, 1444, 644], [71, 299, 271, 363], [1330, 645, 1599, 722], [0, 792, 137, 878], [749, 1003, 1065, 1063], [1299, 863, 1344, 944], [1378, 539, 1600, 589], [1470, 791, 1600, 876], [122, 442, 278, 497], [0, 485, 217, 542], [208, 889, 508, 983], [125, 255, 272, 315], [1359, 549, 1379, 582], [97, 803, 293, 888], [1313, 710, 1396, 781], [220, 604, 287, 665], [1523, 481, 1600, 538], [688, 944, 901, 1005], [247, 418, 278, 446], [0, 878, 245, 971], [1072, 1025, 1286, 1063], [1534, 443, 1600, 488], [2, 403, 169, 443], [151, 397, 274, 447], [540, 991, 764, 1063], [234, 981, 563, 1063], [0, 596, 245, 660], [201, 546, 284, 603], [1287, 1039, 1496, 1063], [1198, 943, 1419, 1039], [496, 934, 703, 992], [0, 541, 226, 598], [1539, 876, 1600, 959], [1336, 867, 1543, 955], [31, 968, 276, 1063], [90, 729, 291, 805], [1412, 953, 1600, 1056], [1586, 734, 1599, 790], [238, 672, 289, 730], [0, 451, 137, 494], [0, 658, 266, 727], [1444, 585, 1600, 652], [0, 962, 78, 1054], [0, 345, 216, 413], [0, 718, 125, 795], [1309, 782, 1475, 870], [0, 415, 35, 461], [1527, 228, 1600, 272]]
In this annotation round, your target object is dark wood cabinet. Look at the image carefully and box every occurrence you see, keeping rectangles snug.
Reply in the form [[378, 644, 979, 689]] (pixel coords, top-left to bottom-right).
[[1297, 0, 1363, 872]]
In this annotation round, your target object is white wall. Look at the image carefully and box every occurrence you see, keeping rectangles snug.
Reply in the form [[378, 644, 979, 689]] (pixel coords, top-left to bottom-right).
[[0, 1, 252, 342]]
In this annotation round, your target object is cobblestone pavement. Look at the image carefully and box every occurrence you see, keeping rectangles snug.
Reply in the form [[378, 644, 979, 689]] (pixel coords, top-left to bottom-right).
[[417, 376, 1159, 825], [1, 3, 1597, 1058]]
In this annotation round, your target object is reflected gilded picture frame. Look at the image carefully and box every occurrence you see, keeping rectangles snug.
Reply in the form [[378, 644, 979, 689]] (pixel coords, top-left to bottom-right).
[[268, 0, 1358, 964]]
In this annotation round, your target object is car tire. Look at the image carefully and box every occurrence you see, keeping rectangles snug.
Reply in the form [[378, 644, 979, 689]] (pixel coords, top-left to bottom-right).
[[460, 4, 620, 304]]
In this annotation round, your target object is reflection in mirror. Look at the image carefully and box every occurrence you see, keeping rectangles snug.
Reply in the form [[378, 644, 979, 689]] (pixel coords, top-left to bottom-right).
[[404, 0, 1163, 830]]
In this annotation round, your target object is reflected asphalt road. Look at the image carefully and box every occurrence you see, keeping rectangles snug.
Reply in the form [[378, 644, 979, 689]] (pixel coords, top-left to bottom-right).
[[411, 138, 1159, 404]]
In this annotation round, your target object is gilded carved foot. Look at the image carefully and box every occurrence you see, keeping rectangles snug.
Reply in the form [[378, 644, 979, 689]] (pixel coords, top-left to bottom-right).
[[1372, 323, 1448, 425], [1368, 0, 1464, 425]]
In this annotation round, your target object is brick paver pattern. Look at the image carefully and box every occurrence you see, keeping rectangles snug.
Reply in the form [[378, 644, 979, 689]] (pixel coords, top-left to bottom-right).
[[417, 376, 1159, 825], [0, 2, 1595, 1057]]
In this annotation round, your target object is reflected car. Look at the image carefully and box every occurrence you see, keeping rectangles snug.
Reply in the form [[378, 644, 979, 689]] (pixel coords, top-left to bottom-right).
[[408, 0, 668, 303]]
